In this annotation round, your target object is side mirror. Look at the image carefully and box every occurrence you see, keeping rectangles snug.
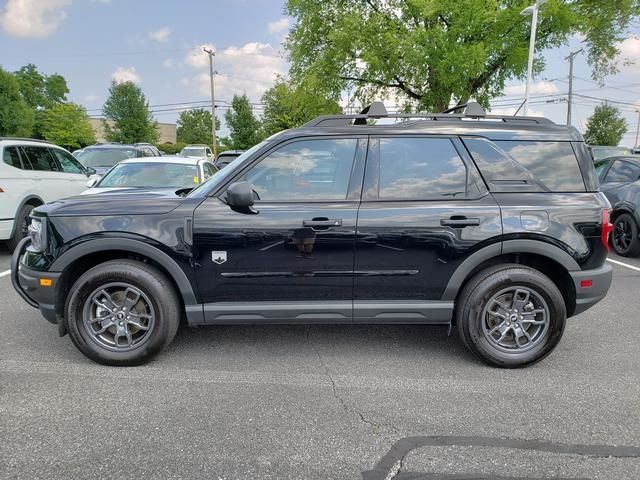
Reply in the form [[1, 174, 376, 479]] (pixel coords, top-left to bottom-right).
[[86, 176, 99, 188], [86, 167, 97, 176], [225, 181, 255, 209]]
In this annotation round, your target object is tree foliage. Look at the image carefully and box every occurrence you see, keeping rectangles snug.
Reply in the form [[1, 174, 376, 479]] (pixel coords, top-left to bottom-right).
[[102, 81, 159, 143], [41, 103, 96, 149], [285, 0, 640, 111], [176, 108, 220, 145], [261, 77, 342, 136], [14, 63, 68, 110], [223, 94, 262, 149], [0, 67, 35, 137], [583, 104, 628, 146]]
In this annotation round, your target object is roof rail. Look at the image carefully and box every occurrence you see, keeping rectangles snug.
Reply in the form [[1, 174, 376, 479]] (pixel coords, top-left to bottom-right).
[[0, 137, 54, 144], [303, 101, 554, 127]]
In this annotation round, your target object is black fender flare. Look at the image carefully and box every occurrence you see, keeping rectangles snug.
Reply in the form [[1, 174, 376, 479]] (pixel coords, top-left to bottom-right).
[[50, 237, 199, 307], [611, 201, 640, 226], [441, 239, 580, 301]]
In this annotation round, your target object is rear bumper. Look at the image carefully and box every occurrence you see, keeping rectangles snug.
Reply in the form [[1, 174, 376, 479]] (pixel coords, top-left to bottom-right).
[[11, 238, 61, 324], [569, 263, 613, 316]]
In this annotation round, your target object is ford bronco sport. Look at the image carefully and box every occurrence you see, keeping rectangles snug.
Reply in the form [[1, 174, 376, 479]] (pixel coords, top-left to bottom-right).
[[12, 103, 613, 367]]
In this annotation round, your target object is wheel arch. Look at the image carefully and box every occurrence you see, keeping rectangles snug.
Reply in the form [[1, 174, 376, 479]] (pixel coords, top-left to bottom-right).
[[51, 238, 201, 333], [443, 241, 578, 318], [611, 203, 640, 226], [9, 195, 45, 237]]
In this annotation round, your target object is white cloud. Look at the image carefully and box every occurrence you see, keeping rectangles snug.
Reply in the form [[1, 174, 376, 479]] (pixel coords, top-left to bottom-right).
[[503, 81, 559, 97], [111, 66, 141, 84], [183, 42, 288, 102], [162, 58, 175, 68], [84, 94, 97, 102], [148, 26, 171, 43], [617, 35, 640, 72], [268, 18, 289, 35], [0, 0, 73, 38], [491, 106, 545, 117]]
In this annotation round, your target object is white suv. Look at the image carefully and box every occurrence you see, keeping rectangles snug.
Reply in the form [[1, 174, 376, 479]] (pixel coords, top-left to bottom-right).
[[0, 138, 94, 251]]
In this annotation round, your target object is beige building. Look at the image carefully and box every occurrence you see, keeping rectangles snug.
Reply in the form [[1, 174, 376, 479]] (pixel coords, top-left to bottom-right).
[[89, 118, 177, 144]]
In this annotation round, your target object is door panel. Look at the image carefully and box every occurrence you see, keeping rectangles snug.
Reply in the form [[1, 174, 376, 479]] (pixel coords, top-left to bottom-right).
[[354, 136, 502, 308]]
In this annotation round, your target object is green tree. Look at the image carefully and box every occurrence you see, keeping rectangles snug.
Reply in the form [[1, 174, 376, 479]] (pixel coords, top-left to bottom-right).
[[41, 103, 96, 150], [14, 63, 69, 109], [0, 67, 35, 137], [176, 108, 220, 145], [102, 81, 159, 143], [286, 0, 640, 112], [261, 77, 342, 136], [583, 104, 628, 146], [223, 94, 262, 149]]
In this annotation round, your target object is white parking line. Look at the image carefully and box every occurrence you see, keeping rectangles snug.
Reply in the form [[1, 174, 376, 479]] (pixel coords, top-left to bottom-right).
[[607, 258, 640, 272], [0, 269, 10, 278]]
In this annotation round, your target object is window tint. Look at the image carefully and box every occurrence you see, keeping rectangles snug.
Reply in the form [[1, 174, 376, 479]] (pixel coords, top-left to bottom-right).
[[52, 149, 85, 174], [3, 147, 23, 169], [604, 160, 640, 183], [20, 146, 59, 172], [378, 138, 469, 199], [245, 138, 357, 201], [495, 141, 585, 191]]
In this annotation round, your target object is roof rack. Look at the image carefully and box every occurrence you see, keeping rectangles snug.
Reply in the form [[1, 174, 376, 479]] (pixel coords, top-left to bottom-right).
[[0, 137, 54, 144], [303, 101, 555, 127]]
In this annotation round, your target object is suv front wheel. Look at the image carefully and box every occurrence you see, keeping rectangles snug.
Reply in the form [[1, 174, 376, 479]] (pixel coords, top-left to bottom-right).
[[65, 260, 180, 366], [456, 264, 566, 368]]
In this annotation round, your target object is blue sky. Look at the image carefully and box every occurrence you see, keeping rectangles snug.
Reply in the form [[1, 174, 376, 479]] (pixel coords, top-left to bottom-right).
[[1, 0, 639, 145]]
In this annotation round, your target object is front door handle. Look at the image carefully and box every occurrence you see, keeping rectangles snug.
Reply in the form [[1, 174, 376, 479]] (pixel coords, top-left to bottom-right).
[[303, 218, 342, 228], [440, 216, 480, 228]]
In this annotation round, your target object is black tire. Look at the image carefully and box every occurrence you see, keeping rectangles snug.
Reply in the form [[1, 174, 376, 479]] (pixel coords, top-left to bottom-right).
[[65, 259, 180, 366], [456, 264, 566, 368], [5, 204, 35, 252], [611, 213, 640, 257]]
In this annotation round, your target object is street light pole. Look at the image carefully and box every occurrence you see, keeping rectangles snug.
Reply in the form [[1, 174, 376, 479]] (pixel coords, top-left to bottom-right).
[[521, 0, 547, 116], [203, 47, 217, 157]]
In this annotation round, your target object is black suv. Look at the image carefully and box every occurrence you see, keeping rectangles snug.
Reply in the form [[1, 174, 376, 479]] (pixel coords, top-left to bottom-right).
[[12, 103, 613, 367]]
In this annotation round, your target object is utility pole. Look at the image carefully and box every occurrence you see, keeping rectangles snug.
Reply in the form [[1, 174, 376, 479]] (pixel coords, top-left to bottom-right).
[[635, 110, 640, 148], [521, 0, 548, 116], [203, 47, 217, 157], [565, 48, 583, 126]]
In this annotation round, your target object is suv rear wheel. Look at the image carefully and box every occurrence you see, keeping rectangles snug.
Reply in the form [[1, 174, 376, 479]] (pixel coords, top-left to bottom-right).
[[611, 213, 640, 257], [65, 260, 180, 366], [456, 264, 566, 368]]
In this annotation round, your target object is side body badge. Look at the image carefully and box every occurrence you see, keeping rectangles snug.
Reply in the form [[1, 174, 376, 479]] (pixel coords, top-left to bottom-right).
[[212, 251, 227, 265]]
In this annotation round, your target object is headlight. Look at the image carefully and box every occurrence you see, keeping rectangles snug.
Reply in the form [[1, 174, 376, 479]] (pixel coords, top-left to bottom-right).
[[28, 218, 47, 252]]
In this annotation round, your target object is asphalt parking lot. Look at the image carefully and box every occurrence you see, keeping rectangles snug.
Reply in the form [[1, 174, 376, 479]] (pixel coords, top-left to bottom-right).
[[1, 246, 639, 480]]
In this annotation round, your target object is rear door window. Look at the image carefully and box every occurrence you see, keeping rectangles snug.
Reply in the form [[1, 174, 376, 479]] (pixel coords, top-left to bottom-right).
[[495, 141, 585, 192], [20, 146, 59, 172], [604, 160, 640, 183], [376, 137, 476, 200]]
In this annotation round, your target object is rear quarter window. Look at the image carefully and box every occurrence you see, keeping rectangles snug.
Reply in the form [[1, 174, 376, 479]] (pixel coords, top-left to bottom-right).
[[495, 141, 585, 192]]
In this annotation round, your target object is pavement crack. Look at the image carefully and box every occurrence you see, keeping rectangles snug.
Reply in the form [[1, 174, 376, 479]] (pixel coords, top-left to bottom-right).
[[309, 330, 395, 434]]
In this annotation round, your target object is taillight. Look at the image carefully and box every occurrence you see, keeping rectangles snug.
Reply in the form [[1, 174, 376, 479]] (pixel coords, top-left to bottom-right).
[[601, 209, 613, 252]]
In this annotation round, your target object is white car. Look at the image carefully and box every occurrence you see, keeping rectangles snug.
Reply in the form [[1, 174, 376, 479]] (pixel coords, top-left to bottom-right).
[[83, 156, 218, 194], [180, 144, 214, 160], [0, 138, 97, 251]]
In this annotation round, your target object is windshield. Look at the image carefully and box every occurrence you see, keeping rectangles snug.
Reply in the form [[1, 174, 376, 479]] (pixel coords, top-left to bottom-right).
[[187, 141, 268, 197], [594, 159, 612, 179], [97, 162, 199, 188], [77, 148, 137, 167], [181, 147, 206, 158], [591, 147, 630, 161]]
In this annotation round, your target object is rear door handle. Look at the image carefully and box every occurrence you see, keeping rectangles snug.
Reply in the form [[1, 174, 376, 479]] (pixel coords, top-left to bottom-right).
[[303, 218, 342, 228], [440, 217, 480, 228]]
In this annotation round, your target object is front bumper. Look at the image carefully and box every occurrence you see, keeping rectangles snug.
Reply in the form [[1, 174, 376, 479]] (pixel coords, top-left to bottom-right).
[[569, 263, 613, 316], [11, 238, 61, 324]]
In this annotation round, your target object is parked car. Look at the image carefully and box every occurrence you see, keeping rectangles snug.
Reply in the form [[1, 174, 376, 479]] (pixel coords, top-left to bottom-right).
[[595, 155, 640, 256], [83, 157, 218, 194], [0, 138, 96, 251], [588, 145, 631, 163], [133, 143, 162, 156], [12, 102, 613, 368], [180, 144, 213, 160], [214, 150, 244, 169], [75, 144, 156, 175]]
